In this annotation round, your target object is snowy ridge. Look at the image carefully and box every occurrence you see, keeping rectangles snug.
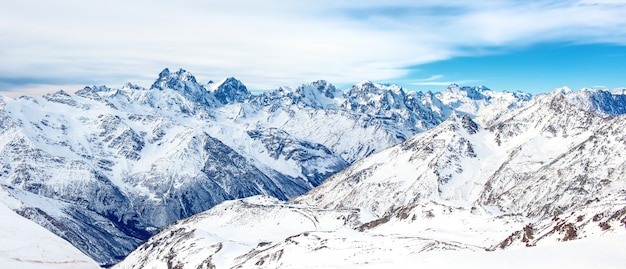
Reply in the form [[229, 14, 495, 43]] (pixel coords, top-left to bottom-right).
[[562, 87, 626, 116]]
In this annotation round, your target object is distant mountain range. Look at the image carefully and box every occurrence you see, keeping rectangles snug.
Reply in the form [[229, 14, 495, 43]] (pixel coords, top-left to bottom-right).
[[1, 68, 625, 267]]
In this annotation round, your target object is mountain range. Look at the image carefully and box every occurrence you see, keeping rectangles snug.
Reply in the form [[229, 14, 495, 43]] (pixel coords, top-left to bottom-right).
[[1, 68, 625, 267]]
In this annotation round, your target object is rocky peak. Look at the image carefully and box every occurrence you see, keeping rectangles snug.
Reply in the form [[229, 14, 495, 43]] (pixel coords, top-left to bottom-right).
[[75, 87, 118, 109], [121, 83, 144, 91], [42, 90, 79, 107], [347, 81, 382, 97], [150, 68, 199, 90], [543, 87, 582, 114], [309, 80, 342, 99], [149, 68, 217, 107], [443, 84, 490, 100], [461, 114, 480, 134], [345, 82, 407, 108], [286, 80, 343, 109], [212, 77, 251, 104], [74, 86, 97, 96], [439, 113, 480, 135]]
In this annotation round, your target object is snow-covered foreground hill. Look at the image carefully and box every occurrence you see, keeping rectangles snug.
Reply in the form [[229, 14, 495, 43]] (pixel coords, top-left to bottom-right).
[[389, 234, 626, 269], [113, 195, 626, 269], [0, 189, 99, 269]]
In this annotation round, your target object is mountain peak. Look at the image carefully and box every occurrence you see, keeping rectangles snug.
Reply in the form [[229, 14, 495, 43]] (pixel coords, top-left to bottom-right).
[[212, 77, 250, 104], [121, 82, 143, 91], [153, 67, 198, 84], [149, 68, 218, 106], [444, 84, 490, 100], [150, 68, 199, 91], [459, 113, 480, 134], [348, 81, 408, 99], [158, 67, 170, 77], [446, 83, 460, 90], [356, 80, 375, 86], [352, 81, 381, 94], [273, 80, 343, 109], [554, 86, 572, 95], [307, 80, 342, 99], [42, 90, 77, 106], [443, 112, 480, 135]]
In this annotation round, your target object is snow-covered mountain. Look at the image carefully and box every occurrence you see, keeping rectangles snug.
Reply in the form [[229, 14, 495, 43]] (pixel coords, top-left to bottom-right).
[[0, 68, 512, 266], [2, 68, 625, 267], [113, 87, 626, 268]]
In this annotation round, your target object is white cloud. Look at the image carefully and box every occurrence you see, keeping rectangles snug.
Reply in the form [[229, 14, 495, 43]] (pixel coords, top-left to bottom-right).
[[1, 0, 625, 92], [0, 84, 86, 98], [413, 75, 445, 82]]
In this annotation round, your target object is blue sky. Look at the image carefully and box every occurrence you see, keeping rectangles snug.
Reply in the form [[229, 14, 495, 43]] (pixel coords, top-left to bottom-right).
[[399, 43, 626, 93], [1, 1, 626, 96]]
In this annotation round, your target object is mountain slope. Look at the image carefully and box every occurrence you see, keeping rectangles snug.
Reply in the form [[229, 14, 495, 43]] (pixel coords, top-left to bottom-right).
[[296, 88, 626, 248], [115, 197, 626, 269]]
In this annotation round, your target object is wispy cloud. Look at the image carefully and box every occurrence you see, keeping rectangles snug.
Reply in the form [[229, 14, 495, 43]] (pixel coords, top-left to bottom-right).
[[1, 0, 625, 92], [410, 74, 479, 87], [413, 75, 445, 82]]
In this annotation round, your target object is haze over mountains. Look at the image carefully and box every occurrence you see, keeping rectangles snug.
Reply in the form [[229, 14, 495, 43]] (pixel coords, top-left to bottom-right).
[[1, 68, 625, 268]]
